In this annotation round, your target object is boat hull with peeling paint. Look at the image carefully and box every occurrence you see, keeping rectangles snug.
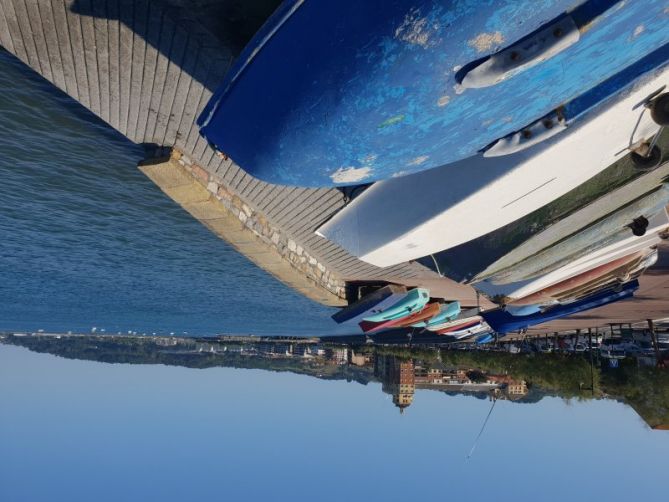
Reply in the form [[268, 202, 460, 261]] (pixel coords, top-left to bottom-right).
[[198, 0, 669, 186], [316, 64, 669, 266]]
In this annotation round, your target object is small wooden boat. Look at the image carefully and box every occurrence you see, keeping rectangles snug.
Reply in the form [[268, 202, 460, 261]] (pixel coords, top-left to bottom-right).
[[331, 284, 407, 324], [544, 248, 656, 303], [474, 208, 669, 302], [481, 189, 669, 286], [394, 302, 441, 328], [362, 288, 430, 323], [508, 251, 643, 306]]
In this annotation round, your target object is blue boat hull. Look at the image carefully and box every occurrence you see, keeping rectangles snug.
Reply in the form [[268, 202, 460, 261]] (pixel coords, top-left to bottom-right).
[[199, 0, 669, 186], [481, 280, 638, 334]]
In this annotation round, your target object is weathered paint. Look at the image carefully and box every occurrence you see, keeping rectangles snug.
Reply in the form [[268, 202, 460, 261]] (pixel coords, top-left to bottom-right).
[[199, 0, 669, 186]]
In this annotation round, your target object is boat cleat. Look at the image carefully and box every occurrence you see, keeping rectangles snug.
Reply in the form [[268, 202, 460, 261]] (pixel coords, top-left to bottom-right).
[[484, 109, 567, 157], [459, 15, 580, 89]]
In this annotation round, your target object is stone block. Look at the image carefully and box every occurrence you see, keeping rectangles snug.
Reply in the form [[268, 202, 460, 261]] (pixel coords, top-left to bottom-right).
[[191, 164, 210, 184], [207, 181, 219, 194], [138, 161, 193, 188], [163, 183, 210, 205], [202, 217, 245, 235], [217, 185, 233, 202], [182, 199, 231, 221]]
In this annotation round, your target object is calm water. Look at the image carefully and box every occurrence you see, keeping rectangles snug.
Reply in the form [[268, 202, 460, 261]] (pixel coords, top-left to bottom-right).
[[0, 50, 343, 336]]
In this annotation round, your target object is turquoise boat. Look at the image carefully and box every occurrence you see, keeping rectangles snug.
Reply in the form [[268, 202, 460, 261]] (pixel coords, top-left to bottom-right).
[[362, 288, 430, 323], [426, 302, 461, 327]]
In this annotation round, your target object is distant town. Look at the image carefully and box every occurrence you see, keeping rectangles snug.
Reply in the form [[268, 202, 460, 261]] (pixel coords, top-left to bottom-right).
[[2, 330, 667, 428]]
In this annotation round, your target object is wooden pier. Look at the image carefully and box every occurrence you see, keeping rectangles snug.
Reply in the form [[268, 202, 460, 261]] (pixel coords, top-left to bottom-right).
[[0, 0, 452, 307]]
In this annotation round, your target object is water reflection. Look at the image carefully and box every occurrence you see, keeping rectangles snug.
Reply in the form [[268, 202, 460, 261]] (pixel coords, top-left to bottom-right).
[[3, 331, 667, 429]]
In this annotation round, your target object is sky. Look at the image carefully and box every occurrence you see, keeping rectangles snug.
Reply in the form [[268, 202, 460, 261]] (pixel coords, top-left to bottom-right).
[[1, 344, 667, 502]]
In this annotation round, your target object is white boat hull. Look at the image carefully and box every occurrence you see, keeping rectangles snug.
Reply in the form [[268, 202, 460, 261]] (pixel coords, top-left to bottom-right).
[[316, 67, 669, 268]]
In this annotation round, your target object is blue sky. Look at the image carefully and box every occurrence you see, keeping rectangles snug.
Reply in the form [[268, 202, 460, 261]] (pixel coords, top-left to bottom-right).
[[1, 344, 667, 502]]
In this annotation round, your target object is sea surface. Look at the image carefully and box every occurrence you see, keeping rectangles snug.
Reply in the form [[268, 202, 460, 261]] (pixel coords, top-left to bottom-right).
[[0, 49, 343, 336]]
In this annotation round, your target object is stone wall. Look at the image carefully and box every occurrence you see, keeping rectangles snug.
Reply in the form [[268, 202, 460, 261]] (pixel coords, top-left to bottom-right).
[[140, 150, 348, 306]]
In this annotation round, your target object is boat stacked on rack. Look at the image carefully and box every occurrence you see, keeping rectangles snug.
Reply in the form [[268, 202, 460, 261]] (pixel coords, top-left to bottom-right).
[[331, 286, 491, 339]]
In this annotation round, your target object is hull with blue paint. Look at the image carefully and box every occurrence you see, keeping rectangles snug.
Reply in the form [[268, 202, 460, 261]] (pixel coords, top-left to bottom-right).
[[199, 0, 669, 186], [481, 280, 639, 334], [475, 333, 495, 345]]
